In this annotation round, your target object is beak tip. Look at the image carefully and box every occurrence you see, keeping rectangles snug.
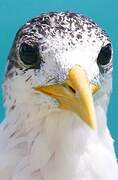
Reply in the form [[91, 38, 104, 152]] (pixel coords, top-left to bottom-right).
[[90, 124, 97, 130], [88, 119, 97, 130]]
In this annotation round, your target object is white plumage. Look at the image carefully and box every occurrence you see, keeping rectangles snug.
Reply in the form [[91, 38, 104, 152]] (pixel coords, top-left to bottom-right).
[[0, 12, 118, 180]]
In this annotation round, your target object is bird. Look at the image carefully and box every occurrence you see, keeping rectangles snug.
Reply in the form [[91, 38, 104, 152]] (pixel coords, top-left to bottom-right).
[[0, 11, 118, 180]]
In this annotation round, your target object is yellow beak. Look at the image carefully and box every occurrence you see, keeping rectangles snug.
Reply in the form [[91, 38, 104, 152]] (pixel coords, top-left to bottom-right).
[[34, 65, 100, 129]]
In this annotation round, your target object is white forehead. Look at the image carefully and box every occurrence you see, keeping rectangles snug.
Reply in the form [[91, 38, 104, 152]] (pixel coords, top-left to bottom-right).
[[36, 30, 108, 84]]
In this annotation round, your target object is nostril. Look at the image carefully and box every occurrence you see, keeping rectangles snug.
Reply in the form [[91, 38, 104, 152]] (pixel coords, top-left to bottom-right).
[[69, 86, 76, 94]]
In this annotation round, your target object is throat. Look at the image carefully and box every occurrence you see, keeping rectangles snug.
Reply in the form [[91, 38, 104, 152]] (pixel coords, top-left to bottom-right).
[[5, 100, 114, 148], [5, 102, 114, 153], [3, 103, 118, 180]]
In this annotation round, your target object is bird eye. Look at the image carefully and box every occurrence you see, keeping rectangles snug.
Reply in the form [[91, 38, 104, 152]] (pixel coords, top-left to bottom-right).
[[19, 43, 39, 66], [97, 43, 112, 66]]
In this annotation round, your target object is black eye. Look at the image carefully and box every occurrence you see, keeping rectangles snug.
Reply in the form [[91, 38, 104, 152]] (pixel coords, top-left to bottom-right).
[[97, 44, 112, 66], [19, 43, 39, 66]]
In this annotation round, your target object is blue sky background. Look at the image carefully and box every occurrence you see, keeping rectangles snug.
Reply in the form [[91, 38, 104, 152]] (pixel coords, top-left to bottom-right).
[[0, 0, 118, 156]]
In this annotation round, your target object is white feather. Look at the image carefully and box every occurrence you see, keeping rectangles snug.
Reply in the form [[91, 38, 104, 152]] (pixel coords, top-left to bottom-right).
[[0, 82, 118, 180]]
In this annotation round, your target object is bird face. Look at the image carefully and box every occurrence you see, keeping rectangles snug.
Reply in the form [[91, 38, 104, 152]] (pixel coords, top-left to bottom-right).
[[4, 12, 112, 129]]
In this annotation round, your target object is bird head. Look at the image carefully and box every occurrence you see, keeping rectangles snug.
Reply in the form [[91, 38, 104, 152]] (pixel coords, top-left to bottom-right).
[[4, 12, 112, 129]]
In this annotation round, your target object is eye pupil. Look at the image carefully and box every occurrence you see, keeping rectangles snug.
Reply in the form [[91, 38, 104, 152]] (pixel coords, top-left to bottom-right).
[[97, 44, 112, 66], [19, 43, 39, 65]]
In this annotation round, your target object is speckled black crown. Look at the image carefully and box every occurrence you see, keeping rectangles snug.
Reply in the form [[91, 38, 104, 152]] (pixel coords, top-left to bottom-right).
[[16, 12, 108, 42], [6, 12, 110, 76]]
